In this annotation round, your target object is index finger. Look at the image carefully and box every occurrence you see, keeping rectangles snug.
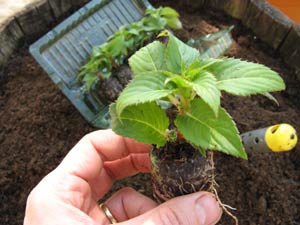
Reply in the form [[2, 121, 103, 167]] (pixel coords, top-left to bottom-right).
[[57, 129, 151, 197], [87, 129, 151, 161]]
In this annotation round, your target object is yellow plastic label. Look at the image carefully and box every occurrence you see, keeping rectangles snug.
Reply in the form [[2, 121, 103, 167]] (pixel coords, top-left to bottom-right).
[[265, 124, 298, 152]]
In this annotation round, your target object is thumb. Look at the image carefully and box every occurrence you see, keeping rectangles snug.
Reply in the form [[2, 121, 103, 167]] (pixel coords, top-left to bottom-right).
[[123, 192, 222, 225]]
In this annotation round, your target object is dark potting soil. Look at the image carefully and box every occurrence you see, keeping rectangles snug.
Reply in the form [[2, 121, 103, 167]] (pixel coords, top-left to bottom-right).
[[96, 65, 133, 104], [151, 143, 213, 203], [1, 2, 300, 225]]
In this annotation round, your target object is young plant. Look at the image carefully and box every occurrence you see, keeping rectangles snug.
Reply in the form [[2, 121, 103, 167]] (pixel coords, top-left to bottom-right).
[[78, 7, 182, 91], [109, 30, 285, 213], [110, 30, 285, 158]]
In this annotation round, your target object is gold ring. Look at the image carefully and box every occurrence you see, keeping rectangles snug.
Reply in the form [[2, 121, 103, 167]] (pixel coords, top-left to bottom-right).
[[99, 203, 118, 224]]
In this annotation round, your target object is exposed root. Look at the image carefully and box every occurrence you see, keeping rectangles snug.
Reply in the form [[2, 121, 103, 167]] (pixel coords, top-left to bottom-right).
[[211, 185, 239, 225], [208, 152, 239, 225]]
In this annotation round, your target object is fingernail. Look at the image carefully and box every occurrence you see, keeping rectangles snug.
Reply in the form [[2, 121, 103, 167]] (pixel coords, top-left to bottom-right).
[[195, 194, 222, 225]]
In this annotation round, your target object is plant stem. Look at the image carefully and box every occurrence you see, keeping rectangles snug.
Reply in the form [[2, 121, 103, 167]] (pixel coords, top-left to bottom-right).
[[178, 94, 190, 113], [168, 95, 180, 106]]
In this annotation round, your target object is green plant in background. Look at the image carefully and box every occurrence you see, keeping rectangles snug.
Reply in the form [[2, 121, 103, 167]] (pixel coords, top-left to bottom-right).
[[110, 30, 286, 159], [77, 7, 182, 90]]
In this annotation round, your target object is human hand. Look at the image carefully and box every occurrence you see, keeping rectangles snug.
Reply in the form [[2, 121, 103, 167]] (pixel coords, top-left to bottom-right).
[[24, 129, 222, 225]]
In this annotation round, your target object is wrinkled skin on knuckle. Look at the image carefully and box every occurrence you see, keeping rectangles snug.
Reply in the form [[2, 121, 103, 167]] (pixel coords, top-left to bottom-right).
[[156, 205, 193, 225]]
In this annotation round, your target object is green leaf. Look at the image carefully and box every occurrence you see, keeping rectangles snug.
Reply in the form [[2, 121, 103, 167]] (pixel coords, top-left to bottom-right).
[[106, 35, 127, 57], [83, 73, 98, 91], [166, 17, 182, 29], [165, 32, 200, 74], [110, 102, 169, 147], [190, 71, 221, 116], [161, 7, 179, 18], [203, 58, 286, 95], [160, 7, 182, 29], [143, 16, 167, 31], [129, 41, 166, 75], [175, 98, 247, 159], [186, 59, 221, 75], [165, 75, 191, 88], [116, 71, 174, 115]]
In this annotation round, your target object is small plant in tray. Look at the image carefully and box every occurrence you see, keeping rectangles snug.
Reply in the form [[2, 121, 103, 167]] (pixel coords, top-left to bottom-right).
[[77, 6, 182, 104], [110, 30, 285, 223]]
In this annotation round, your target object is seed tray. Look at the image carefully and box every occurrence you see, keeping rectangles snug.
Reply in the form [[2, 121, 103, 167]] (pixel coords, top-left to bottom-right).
[[30, 0, 151, 128]]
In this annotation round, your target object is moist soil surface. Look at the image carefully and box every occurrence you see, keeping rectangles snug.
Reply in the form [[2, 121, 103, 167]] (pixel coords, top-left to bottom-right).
[[1, 2, 300, 225]]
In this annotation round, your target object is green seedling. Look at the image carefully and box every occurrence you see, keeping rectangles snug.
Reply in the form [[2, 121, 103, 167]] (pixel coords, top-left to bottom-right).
[[78, 7, 182, 90], [110, 30, 285, 159]]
